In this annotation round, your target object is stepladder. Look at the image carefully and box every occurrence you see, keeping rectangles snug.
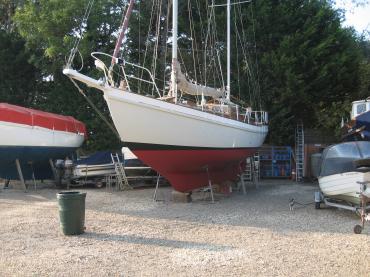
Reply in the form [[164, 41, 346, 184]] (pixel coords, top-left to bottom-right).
[[110, 153, 132, 190]]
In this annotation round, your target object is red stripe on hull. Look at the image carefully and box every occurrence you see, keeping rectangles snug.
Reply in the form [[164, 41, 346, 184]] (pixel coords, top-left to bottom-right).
[[132, 148, 256, 192]]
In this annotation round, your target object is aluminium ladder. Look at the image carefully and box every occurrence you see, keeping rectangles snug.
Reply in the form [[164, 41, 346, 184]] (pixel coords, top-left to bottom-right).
[[110, 153, 132, 190], [253, 152, 260, 183], [295, 123, 305, 182], [239, 154, 260, 193], [244, 157, 254, 182]]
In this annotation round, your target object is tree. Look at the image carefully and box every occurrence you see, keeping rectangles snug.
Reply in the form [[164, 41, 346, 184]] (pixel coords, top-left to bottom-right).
[[357, 39, 370, 99], [253, 0, 362, 144], [0, 0, 42, 108], [13, 0, 124, 151]]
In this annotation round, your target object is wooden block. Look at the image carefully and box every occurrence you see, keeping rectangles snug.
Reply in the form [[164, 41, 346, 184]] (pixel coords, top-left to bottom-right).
[[172, 190, 192, 203]]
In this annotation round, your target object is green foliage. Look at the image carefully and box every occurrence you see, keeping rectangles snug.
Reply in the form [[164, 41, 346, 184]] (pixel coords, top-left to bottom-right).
[[12, 0, 123, 152], [0, 30, 41, 106], [253, 0, 362, 144], [357, 39, 370, 99]]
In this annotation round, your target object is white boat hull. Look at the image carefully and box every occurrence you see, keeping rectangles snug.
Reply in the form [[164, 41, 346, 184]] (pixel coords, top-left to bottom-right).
[[73, 164, 116, 178], [73, 162, 155, 179], [0, 120, 85, 180], [0, 121, 85, 148], [104, 88, 267, 148], [319, 171, 370, 204]]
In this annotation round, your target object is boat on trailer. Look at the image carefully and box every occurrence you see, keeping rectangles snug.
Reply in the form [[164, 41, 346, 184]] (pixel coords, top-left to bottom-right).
[[0, 103, 86, 180], [72, 148, 157, 185], [317, 141, 370, 233], [73, 151, 117, 179], [63, 0, 268, 192], [318, 141, 370, 204]]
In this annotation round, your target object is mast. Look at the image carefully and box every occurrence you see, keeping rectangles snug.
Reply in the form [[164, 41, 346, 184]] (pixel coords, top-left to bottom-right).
[[226, 0, 231, 101], [171, 0, 178, 101], [111, 0, 135, 66]]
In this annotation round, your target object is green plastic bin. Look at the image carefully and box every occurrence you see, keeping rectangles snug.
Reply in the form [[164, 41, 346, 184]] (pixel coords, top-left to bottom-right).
[[57, 191, 86, 235]]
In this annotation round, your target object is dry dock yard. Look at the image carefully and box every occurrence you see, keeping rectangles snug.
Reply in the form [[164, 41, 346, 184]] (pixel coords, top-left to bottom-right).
[[1, 180, 369, 276]]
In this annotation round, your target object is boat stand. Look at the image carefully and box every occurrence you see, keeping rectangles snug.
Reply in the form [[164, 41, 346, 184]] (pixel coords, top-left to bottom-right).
[[153, 174, 164, 201], [49, 159, 59, 185], [203, 166, 215, 203], [29, 162, 38, 190], [315, 188, 370, 234], [237, 177, 247, 195], [15, 159, 27, 192], [354, 182, 370, 234]]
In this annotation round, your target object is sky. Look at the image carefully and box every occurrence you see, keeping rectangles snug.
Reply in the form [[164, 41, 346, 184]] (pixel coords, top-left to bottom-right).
[[334, 1, 370, 35]]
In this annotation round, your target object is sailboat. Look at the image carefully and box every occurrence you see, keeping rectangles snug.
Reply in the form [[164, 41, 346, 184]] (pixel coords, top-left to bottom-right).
[[63, 0, 268, 192]]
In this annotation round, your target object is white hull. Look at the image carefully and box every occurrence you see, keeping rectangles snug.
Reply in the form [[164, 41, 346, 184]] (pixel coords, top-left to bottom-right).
[[0, 121, 84, 148], [73, 164, 116, 178], [319, 171, 370, 204], [73, 163, 154, 179], [103, 88, 267, 148], [63, 69, 267, 148]]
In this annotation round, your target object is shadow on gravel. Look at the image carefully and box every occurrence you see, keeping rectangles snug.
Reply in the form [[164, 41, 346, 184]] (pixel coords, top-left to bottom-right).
[[83, 232, 234, 252]]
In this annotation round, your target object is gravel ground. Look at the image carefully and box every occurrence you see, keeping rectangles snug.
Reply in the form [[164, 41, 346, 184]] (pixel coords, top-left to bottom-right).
[[0, 180, 369, 276]]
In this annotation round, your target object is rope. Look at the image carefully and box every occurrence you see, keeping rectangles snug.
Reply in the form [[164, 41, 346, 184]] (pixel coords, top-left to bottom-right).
[[289, 198, 315, 211], [68, 77, 120, 140]]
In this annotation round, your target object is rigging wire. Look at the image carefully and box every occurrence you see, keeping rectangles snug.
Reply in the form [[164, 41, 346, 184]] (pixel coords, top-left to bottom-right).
[[138, 0, 156, 94], [68, 77, 120, 139], [195, 0, 206, 86], [203, 4, 211, 87], [236, 2, 261, 109], [234, 16, 242, 100], [188, 0, 199, 86], [66, 0, 95, 68], [233, 3, 253, 104], [162, 1, 171, 96], [210, 4, 225, 89], [250, 2, 263, 111], [151, 0, 163, 96]]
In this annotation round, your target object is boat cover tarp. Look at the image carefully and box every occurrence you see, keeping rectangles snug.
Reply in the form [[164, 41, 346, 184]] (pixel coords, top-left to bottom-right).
[[75, 151, 117, 165], [320, 141, 370, 177], [76, 151, 147, 167], [0, 103, 87, 137]]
